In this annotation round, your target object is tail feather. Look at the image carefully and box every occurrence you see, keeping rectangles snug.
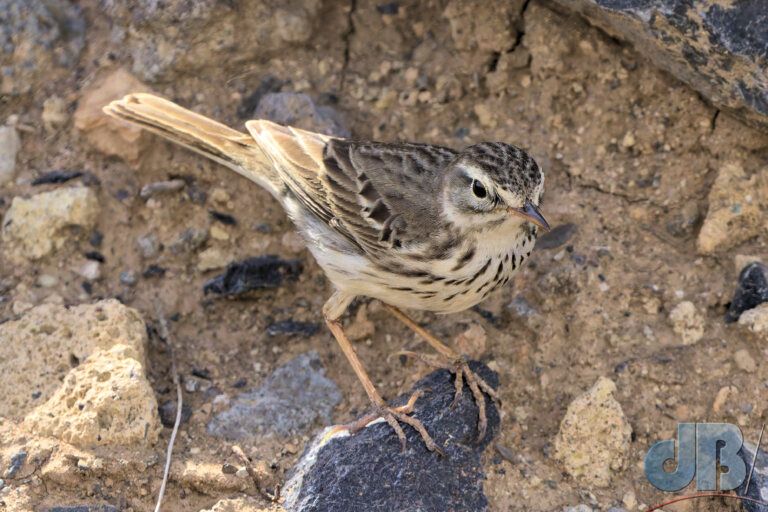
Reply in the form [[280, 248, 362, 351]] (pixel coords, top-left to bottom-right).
[[103, 93, 276, 192]]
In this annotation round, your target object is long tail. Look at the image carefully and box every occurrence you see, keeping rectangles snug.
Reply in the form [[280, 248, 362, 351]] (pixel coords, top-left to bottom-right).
[[103, 93, 278, 192]]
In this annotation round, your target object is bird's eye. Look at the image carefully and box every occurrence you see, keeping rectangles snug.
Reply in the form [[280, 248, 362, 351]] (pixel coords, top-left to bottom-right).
[[471, 180, 487, 199]]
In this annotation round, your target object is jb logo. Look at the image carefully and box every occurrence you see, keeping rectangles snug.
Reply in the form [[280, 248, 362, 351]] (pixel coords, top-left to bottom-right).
[[644, 423, 746, 492]]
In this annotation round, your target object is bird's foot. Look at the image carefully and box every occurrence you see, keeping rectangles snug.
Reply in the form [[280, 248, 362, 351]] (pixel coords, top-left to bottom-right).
[[335, 390, 444, 455], [396, 351, 500, 441]]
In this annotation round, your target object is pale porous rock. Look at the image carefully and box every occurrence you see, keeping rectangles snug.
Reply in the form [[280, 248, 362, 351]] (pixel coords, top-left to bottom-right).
[[554, 377, 632, 488], [0, 300, 147, 418], [23, 344, 160, 447], [738, 303, 768, 340], [0, 125, 21, 185], [1, 186, 99, 261], [697, 162, 766, 254], [74, 68, 152, 163], [199, 497, 284, 512], [668, 301, 705, 345]]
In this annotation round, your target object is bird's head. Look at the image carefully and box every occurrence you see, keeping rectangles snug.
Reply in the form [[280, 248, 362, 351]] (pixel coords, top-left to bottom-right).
[[441, 142, 548, 234]]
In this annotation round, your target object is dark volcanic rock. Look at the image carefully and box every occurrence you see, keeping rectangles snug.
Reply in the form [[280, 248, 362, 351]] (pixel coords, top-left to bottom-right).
[[549, 0, 768, 131], [726, 262, 768, 323], [283, 362, 500, 512], [203, 255, 302, 297], [266, 320, 320, 338], [739, 441, 768, 512], [207, 351, 341, 440]]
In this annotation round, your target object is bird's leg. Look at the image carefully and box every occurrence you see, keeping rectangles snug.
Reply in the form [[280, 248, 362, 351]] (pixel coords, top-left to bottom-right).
[[384, 304, 500, 441], [323, 293, 442, 454]]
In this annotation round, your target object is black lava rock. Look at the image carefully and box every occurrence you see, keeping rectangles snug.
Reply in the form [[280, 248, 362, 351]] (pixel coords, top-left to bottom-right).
[[283, 362, 500, 512], [266, 320, 320, 338], [203, 256, 302, 297], [739, 441, 768, 512], [158, 400, 192, 428], [536, 223, 577, 250], [31, 170, 84, 186], [725, 262, 768, 323], [5, 450, 26, 479]]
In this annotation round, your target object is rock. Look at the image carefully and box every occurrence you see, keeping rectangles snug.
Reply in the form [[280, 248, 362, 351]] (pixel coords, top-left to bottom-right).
[[266, 320, 320, 338], [443, 0, 523, 54], [31, 170, 84, 186], [734, 349, 757, 373], [4, 450, 27, 478], [665, 201, 701, 239], [158, 400, 192, 428], [712, 385, 737, 414], [454, 323, 487, 359], [550, 0, 768, 131], [727, 262, 768, 323], [255, 93, 350, 137], [697, 162, 766, 254], [23, 344, 161, 447], [119, 270, 138, 287], [738, 303, 768, 340], [0, 125, 21, 185], [73, 68, 152, 163], [738, 442, 768, 512], [139, 179, 186, 199], [536, 223, 577, 250], [1, 186, 99, 262], [668, 301, 705, 345], [554, 377, 632, 488], [137, 233, 160, 259], [42, 95, 69, 132], [171, 227, 209, 254], [200, 497, 282, 512], [0, 0, 85, 95], [208, 351, 341, 440], [283, 362, 500, 512], [198, 247, 232, 272], [0, 300, 147, 418], [76, 260, 102, 281], [203, 256, 302, 297]]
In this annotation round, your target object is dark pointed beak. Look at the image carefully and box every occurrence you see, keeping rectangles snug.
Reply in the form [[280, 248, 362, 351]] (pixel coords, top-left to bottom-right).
[[508, 200, 551, 231]]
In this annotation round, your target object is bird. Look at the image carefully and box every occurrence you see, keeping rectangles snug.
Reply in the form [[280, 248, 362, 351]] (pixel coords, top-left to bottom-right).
[[104, 93, 549, 454]]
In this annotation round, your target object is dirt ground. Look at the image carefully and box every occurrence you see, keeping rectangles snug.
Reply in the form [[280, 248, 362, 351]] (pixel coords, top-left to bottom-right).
[[1, 0, 767, 511]]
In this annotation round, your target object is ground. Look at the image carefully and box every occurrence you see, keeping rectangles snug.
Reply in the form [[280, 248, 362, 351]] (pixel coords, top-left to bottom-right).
[[1, 0, 767, 511]]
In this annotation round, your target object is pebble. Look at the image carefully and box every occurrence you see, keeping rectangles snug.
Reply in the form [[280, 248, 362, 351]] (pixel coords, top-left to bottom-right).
[[210, 188, 231, 204], [734, 349, 757, 373], [139, 179, 186, 199], [170, 227, 208, 254], [726, 262, 768, 323], [158, 400, 192, 428], [4, 451, 26, 479], [119, 270, 137, 286], [76, 260, 101, 281], [0, 125, 21, 185], [668, 301, 704, 345], [266, 320, 320, 338], [554, 377, 632, 487], [209, 225, 230, 241], [235, 467, 249, 479], [197, 247, 232, 272], [136, 234, 159, 259], [37, 274, 59, 288], [207, 351, 341, 439], [712, 385, 738, 413], [203, 255, 302, 296]]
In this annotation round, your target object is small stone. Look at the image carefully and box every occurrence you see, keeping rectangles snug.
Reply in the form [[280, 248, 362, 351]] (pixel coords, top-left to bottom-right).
[[669, 301, 704, 345], [622, 490, 637, 510], [697, 162, 766, 254], [621, 132, 636, 148], [74, 68, 152, 163], [727, 263, 768, 323], [137, 233, 160, 259], [235, 467, 249, 479], [158, 400, 191, 428], [0, 125, 21, 185], [266, 320, 320, 338], [37, 274, 59, 288], [203, 256, 302, 296], [739, 304, 768, 344], [208, 351, 341, 439], [554, 377, 632, 488], [734, 349, 757, 373], [210, 188, 231, 204], [119, 271, 137, 286], [2, 187, 99, 262], [198, 247, 232, 272], [4, 451, 27, 479], [139, 179, 186, 199], [76, 260, 101, 281], [42, 95, 68, 132], [170, 227, 208, 254], [255, 92, 349, 137], [210, 224, 230, 241], [712, 385, 738, 414]]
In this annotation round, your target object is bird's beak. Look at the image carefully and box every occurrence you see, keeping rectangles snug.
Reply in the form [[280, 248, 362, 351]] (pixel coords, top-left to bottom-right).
[[507, 200, 551, 231]]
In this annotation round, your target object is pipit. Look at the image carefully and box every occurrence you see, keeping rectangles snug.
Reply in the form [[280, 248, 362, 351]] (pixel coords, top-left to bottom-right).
[[104, 94, 549, 453]]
